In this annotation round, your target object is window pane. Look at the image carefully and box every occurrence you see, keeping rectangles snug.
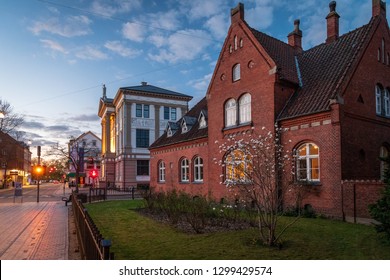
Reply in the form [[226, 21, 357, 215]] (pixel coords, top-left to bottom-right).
[[144, 104, 149, 118], [164, 107, 170, 120], [136, 104, 142, 117], [137, 160, 149, 176], [298, 146, 307, 157], [136, 129, 149, 148], [171, 108, 177, 121], [309, 144, 319, 155]]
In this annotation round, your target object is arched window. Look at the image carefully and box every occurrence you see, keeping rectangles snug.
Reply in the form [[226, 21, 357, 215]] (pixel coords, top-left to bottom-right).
[[376, 84, 383, 115], [225, 150, 252, 183], [380, 146, 389, 180], [180, 158, 190, 182], [158, 161, 165, 182], [232, 64, 240, 81], [193, 156, 203, 182], [225, 98, 237, 127], [385, 89, 390, 117], [239, 93, 251, 124], [296, 143, 320, 182]]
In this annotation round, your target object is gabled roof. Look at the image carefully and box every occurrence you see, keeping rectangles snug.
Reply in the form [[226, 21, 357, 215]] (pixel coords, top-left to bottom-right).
[[250, 27, 299, 85], [149, 97, 208, 149], [278, 17, 377, 120], [120, 83, 192, 100]]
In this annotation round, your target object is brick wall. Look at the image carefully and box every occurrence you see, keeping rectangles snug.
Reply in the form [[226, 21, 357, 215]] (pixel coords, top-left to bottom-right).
[[341, 180, 384, 219]]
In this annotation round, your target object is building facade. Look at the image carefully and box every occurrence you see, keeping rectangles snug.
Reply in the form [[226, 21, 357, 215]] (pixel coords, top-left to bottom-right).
[[68, 131, 101, 186], [98, 82, 192, 189], [150, 1, 390, 220], [0, 131, 31, 187]]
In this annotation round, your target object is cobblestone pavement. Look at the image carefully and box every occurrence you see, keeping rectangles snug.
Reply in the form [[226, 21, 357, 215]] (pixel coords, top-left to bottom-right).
[[0, 201, 68, 260]]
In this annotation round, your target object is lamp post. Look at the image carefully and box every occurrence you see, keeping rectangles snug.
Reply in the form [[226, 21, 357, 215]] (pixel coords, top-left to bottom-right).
[[36, 146, 41, 203]]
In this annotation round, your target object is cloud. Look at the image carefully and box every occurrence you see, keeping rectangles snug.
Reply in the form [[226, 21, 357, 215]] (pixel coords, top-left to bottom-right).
[[22, 120, 46, 130], [68, 114, 101, 122], [40, 39, 68, 54], [245, 5, 274, 30], [188, 73, 213, 93], [122, 22, 145, 42], [148, 29, 212, 63], [104, 41, 142, 58], [180, 0, 226, 20], [204, 14, 229, 40], [29, 15, 92, 38], [90, 0, 142, 17], [75, 46, 108, 60]]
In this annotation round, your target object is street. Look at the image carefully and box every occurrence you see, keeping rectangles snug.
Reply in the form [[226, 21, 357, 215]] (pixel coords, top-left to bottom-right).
[[0, 182, 70, 203]]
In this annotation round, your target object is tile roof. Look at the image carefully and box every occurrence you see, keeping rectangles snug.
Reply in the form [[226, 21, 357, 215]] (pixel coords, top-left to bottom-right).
[[120, 83, 192, 99], [250, 27, 299, 84], [149, 97, 208, 149], [278, 17, 377, 120]]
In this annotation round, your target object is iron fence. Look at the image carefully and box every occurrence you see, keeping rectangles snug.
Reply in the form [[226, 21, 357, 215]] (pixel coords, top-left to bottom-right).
[[72, 194, 114, 260]]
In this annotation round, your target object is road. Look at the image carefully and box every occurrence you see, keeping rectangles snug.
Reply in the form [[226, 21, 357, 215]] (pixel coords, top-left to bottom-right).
[[0, 182, 69, 203]]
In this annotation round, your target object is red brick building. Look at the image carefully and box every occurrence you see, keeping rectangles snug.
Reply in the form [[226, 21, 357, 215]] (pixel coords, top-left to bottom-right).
[[150, 1, 390, 220]]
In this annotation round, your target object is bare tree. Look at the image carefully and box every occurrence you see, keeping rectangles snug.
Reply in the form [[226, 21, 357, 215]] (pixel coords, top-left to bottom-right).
[[0, 99, 24, 134], [215, 126, 299, 247]]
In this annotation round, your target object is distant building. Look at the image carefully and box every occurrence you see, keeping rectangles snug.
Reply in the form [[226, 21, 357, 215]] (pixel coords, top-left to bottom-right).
[[98, 82, 192, 189], [0, 131, 31, 187], [149, 1, 390, 220], [68, 131, 101, 186]]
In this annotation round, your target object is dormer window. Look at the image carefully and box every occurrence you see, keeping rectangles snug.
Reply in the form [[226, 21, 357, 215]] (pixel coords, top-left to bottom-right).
[[199, 115, 207, 128], [198, 110, 207, 129], [166, 121, 179, 137], [167, 127, 173, 137], [182, 121, 188, 133]]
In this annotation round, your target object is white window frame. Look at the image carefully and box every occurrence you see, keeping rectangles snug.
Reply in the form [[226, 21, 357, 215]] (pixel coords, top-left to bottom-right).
[[296, 143, 320, 182], [239, 93, 251, 124], [376, 85, 383, 115], [233, 64, 240, 81], [225, 150, 251, 184], [194, 156, 203, 182], [180, 158, 190, 182], [158, 161, 165, 182], [225, 99, 237, 127], [385, 89, 390, 117]]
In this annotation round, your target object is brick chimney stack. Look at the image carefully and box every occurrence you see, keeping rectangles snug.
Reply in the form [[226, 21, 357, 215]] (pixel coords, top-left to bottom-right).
[[373, 0, 387, 18], [288, 19, 303, 52], [231, 2, 244, 24], [326, 1, 340, 44]]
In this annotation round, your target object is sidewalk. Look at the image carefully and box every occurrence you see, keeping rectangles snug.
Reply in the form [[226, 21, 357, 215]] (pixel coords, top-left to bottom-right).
[[0, 201, 68, 260]]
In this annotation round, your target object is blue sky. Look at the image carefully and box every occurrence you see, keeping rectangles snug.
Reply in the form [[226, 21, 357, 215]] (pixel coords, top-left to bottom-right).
[[0, 0, 384, 152]]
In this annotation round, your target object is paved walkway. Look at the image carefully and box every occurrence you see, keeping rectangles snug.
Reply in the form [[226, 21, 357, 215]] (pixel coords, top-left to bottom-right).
[[0, 201, 68, 260]]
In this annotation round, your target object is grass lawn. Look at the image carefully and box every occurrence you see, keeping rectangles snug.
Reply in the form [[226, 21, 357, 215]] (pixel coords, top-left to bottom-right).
[[85, 200, 390, 260]]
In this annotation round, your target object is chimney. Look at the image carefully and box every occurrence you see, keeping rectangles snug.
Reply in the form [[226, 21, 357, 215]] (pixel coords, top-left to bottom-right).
[[373, 0, 387, 18], [102, 84, 106, 99], [231, 3, 244, 24], [141, 81, 147, 86], [326, 1, 340, 44], [288, 19, 303, 52]]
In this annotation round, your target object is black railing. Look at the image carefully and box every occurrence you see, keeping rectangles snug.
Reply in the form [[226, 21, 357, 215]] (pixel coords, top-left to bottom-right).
[[88, 186, 143, 202], [72, 194, 114, 260]]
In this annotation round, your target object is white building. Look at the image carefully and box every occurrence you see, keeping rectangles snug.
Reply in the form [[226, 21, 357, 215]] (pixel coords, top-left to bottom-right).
[[98, 82, 192, 188], [68, 131, 102, 186]]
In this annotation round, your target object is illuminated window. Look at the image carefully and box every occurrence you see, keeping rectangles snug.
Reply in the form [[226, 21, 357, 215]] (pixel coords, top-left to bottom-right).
[[225, 150, 252, 183], [296, 143, 320, 182], [194, 156, 203, 182], [180, 158, 190, 182], [158, 161, 165, 182], [225, 98, 237, 127], [109, 114, 116, 153], [239, 93, 251, 124]]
